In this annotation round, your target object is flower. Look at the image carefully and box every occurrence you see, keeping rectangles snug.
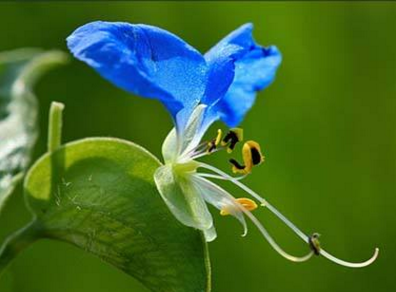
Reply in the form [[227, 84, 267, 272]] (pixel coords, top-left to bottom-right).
[[67, 21, 378, 267]]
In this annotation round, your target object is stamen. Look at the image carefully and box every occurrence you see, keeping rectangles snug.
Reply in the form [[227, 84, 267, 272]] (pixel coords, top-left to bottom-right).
[[319, 248, 379, 268], [215, 129, 223, 146], [222, 128, 243, 153], [198, 162, 379, 268], [221, 198, 258, 216], [229, 158, 246, 173], [191, 148, 222, 160], [229, 140, 264, 174], [309, 233, 321, 255], [182, 141, 208, 160], [196, 176, 314, 262], [243, 208, 314, 263], [308, 233, 379, 267], [206, 142, 217, 154], [199, 162, 310, 242], [248, 141, 264, 166], [197, 173, 247, 181], [188, 128, 244, 161], [206, 129, 223, 153]]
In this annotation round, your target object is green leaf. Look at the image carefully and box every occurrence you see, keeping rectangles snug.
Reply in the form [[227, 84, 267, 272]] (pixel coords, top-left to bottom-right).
[[0, 49, 68, 211], [21, 137, 210, 292]]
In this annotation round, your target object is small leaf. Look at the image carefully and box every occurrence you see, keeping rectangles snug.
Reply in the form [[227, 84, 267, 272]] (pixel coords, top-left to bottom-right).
[[0, 49, 68, 211], [23, 138, 211, 292]]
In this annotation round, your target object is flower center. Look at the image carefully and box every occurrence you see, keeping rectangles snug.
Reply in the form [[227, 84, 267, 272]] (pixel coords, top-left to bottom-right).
[[172, 160, 200, 176], [187, 128, 264, 176]]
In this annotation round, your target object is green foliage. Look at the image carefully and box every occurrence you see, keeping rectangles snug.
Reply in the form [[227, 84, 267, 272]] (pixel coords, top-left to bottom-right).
[[23, 137, 210, 292], [0, 47, 211, 292], [0, 49, 68, 211], [0, 98, 211, 292]]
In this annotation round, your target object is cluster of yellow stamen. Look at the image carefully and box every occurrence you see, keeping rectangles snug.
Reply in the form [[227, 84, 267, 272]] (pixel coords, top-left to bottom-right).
[[205, 128, 265, 216], [199, 129, 378, 267], [206, 128, 264, 175]]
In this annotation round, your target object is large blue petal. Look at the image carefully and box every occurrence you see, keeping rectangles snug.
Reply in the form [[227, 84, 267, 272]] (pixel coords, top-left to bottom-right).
[[67, 21, 207, 123], [203, 23, 255, 105], [202, 23, 282, 128]]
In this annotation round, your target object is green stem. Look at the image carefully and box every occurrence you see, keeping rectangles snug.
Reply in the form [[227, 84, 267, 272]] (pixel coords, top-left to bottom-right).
[[47, 101, 64, 152], [0, 221, 41, 276]]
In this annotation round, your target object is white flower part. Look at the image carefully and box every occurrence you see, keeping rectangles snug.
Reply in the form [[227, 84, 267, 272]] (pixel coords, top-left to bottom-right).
[[155, 104, 379, 267], [162, 104, 207, 165], [190, 175, 248, 237], [157, 104, 216, 241], [193, 175, 315, 262], [161, 128, 178, 165], [154, 165, 213, 231]]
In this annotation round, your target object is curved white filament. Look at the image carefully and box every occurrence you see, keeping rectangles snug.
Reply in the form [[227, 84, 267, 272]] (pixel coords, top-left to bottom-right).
[[319, 248, 379, 268], [195, 176, 314, 263], [189, 148, 221, 161], [198, 162, 309, 242], [243, 209, 314, 262], [198, 162, 379, 268], [197, 173, 247, 181]]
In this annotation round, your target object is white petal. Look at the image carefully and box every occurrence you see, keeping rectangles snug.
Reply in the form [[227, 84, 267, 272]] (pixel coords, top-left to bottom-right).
[[162, 127, 178, 164], [154, 165, 213, 230], [191, 175, 248, 236], [203, 224, 217, 242], [178, 104, 207, 159]]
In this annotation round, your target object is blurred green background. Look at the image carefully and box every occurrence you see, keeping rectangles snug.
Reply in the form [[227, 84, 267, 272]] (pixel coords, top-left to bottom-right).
[[0, 1, 395, 292]]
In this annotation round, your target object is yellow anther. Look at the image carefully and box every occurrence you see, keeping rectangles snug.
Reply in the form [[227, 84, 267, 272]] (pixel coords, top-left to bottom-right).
[[230, 162, 248, 174], [215, 129, 222, 146], [220, 198, 258, 216], [206, 141, 214, 153], [237, 198, 258, 211], [221, 128, 243, 153], [207, 129, 223, 153], [229, 140, 264, 174]]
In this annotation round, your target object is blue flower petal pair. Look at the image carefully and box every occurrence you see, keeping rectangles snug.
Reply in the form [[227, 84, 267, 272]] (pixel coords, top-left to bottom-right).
[[67, 21, 281, 130]]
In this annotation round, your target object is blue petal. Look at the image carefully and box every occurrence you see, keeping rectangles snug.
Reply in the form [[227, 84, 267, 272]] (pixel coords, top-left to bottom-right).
[[202, 23, 282, 128], [67, 21, 207, 123]]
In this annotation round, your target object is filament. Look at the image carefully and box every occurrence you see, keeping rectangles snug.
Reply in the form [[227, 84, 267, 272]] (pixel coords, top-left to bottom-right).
[[319, 248, 379, 268], [195, 176, 314, 262], [197, 172, 247, 181], [243, 209, 314, 262], [198, 162, 379, 267], [198, 162, 309, 243], [180, 141, 208, 161], [190, 148, 221, 160]]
